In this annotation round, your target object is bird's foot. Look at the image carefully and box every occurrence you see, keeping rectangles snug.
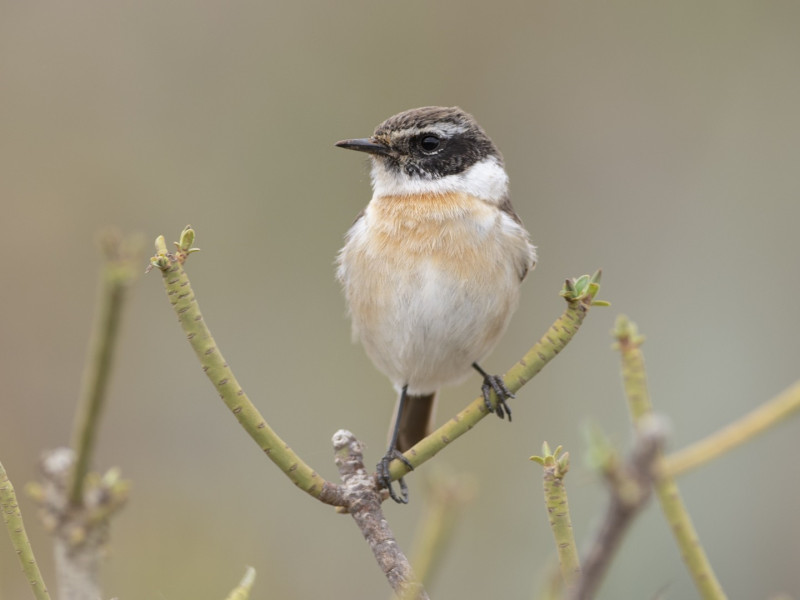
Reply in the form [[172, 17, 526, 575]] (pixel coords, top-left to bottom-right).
[[377, 449, 413, 504], [473, 363, 514, 421]]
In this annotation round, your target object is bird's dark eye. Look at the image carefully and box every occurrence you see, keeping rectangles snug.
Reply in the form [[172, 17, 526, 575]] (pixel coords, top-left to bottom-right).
[[420, 135, 441, 153]]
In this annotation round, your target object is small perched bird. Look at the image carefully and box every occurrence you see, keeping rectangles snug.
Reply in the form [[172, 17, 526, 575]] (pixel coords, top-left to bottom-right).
[[336, 106, 536, 502]]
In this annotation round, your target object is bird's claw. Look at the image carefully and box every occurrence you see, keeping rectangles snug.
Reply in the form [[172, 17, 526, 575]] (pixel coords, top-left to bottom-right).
[[481, 374, 515, 421], [377, 449, 413, 504]]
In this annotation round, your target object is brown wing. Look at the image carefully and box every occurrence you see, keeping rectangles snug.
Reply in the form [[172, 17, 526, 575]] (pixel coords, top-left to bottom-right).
[[498, 195, 537, 281], [498, 195, 524, 226]]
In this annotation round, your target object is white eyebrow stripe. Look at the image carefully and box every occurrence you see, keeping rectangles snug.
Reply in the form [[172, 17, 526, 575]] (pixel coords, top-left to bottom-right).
[[391, 123, 469, 139]]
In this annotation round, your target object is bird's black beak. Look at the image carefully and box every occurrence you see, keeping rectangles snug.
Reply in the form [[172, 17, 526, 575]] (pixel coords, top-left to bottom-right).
[[335, 138, 391, 156]]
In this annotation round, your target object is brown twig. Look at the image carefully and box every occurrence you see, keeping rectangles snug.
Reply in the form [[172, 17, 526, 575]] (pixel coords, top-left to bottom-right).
[[332, 430, 428, 600], [570, 417, 666, 600]]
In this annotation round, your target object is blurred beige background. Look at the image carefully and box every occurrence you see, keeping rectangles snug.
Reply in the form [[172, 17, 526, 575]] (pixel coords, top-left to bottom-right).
[[2, 2, 799, 598]]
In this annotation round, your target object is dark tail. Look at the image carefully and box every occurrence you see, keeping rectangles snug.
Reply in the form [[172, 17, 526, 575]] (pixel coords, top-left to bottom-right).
[[390, 391, 437, 452]]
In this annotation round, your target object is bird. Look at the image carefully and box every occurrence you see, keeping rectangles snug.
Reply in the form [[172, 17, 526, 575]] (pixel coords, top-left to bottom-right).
[[335, 106, 537, 503]]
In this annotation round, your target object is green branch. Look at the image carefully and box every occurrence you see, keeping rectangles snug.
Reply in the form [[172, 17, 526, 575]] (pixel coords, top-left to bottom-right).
[[69, 231, 140, 506], [531, 443, 580, 591], [149, 227, 339, 503], [664, 379, 800, 477], [614, 316, 727, 600], [0, 461, 51, 600], [389, 271, 605, 481]]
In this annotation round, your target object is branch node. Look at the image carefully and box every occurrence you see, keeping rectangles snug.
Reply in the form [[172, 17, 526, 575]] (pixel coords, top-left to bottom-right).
[[33, 448, 128, 600], [330, 431, 429, 600]]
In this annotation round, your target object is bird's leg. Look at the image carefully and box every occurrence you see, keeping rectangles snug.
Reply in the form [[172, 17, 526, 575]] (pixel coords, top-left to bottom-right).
[[377, 385, 414, 503], [472, 362, 514, 421]]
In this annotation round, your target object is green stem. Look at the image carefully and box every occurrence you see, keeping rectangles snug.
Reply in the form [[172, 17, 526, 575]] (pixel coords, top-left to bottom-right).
[[390, 292, 595, 481], [533, 444, 580, 590], [150, 230, 337, 502], [614, 316, 727, 600], [544, 471, 580, 587], [664, 379, 800, 477], [0, 461, 52, 600], [69, 233, 139, 506]]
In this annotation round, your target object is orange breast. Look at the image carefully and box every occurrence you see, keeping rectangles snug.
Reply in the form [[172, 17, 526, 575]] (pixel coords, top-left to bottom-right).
[[365, 192, 507, 282]]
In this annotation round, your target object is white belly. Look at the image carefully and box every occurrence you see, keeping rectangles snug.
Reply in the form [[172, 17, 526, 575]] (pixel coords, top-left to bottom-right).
[[362, 259, 519, 393]]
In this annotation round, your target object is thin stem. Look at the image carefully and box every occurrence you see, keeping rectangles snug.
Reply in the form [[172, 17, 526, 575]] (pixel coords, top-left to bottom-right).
[[532, 444, 580, 590], [0, 461, 52, 600], [150, 229, 340, 504], [390, 288, 598, 481], [69, 232, 139, 506], [663, 379, 800, 477], [614, 316, 727, 600]]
